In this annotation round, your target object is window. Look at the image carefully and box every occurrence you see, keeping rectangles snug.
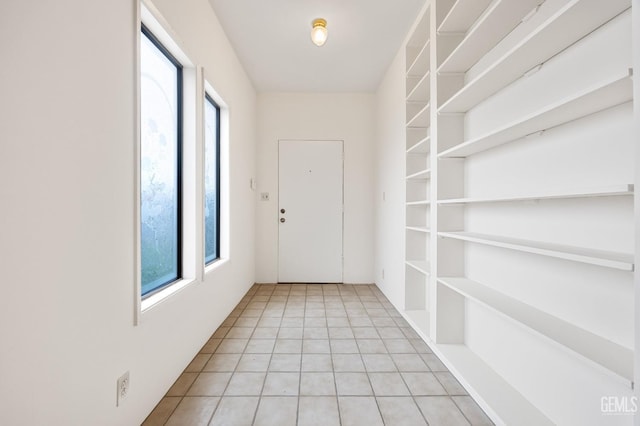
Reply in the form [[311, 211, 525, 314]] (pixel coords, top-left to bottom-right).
[[204, 93, 221, 264], [140, 25, 183, 297]]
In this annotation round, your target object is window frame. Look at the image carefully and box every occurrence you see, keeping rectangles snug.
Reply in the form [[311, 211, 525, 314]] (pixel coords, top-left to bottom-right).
[[140, 23, 184, 299], [204, 92, 221, 266]]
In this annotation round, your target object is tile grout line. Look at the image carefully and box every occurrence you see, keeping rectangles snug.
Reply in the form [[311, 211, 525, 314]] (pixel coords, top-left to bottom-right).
[[296, 284, 307, 426], [161, 395, 184, 426], [248, 284, 278, 426], [356, 286, 388, 426], [326, 286, 343, 426], [207, 286, 257, 425]]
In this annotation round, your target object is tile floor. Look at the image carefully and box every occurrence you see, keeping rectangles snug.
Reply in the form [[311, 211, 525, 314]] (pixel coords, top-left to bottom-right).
[[143, 284, 493, 426]]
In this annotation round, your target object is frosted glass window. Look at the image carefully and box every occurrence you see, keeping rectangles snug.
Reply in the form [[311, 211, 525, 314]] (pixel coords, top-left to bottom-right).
[[140, 27, 182, 297], [204, 94, 220, 264]]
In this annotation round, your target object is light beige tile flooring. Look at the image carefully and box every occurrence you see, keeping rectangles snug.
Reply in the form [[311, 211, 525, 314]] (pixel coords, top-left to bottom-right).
[[143, 284, 493, 426]]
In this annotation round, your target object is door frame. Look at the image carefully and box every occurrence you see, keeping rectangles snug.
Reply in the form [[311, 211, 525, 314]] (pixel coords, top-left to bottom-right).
[[277, 139, 345, 283]]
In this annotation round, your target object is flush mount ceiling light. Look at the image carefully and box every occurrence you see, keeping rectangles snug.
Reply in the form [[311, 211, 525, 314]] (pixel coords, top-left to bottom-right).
[[311, 18, 328, 47]]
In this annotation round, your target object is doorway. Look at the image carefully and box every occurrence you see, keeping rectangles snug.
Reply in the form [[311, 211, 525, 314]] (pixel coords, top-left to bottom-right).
[[278, 140, 344, 283]]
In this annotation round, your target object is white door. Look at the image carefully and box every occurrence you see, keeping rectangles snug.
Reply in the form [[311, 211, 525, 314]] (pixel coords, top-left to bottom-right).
[[278, 140, 343, 283]]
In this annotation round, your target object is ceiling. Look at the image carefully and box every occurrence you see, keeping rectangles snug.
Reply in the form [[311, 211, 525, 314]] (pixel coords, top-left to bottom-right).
[[209, 0, 425, 92]]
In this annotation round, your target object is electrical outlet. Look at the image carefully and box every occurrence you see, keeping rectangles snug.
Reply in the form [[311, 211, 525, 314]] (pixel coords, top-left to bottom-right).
[[116, 371, 130, 407], [382, 269, 385, 280]]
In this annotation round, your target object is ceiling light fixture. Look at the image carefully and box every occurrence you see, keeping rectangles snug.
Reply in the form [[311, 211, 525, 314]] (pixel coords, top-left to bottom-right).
[[311, 18, 328, 47]]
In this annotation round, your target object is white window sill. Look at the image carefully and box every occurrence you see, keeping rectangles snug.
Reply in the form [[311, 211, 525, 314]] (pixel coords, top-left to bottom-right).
[[205, 257, 229, 276], [137, 258, 229, 321], [140, 277, 197, 313]]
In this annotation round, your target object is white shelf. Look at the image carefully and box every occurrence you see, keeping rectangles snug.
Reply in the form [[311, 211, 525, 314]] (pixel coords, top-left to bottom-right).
[[407, 136, 430, 154], [407, 103, 431, 128], [406, 127, 429, 151], [438, 0, 492, 33], [404, 309, 430, 336], [438, 184, 634, 205], [439, 70, 633, 158], [406, 10, 430, 70], [406, 226, 431, 234], [438, 0, 543, 74], [407, 41, 431, 78], [406, 76, 421, 98], [439, 0, 631, 113], [406, 260, 431, 275], [406, 101, 428, 124], [407, 72, 430, 103], [438, 277, 634, 383], [405, 8, 431, 350], [438, 231, 634, 271], [435, 344, 555, 426], [406, 200, 431, 206], [407, 168, 431, 180]]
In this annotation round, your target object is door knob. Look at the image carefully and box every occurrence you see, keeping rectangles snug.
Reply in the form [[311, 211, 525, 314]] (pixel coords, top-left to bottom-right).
[[280, 208, 286, 214], [280, 218, 286, 223]]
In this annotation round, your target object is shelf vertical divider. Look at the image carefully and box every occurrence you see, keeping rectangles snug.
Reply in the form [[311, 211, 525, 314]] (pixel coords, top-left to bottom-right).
[[404, 3, 431, 334]]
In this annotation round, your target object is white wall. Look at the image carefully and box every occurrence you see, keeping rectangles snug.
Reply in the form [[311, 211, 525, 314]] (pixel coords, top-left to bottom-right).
[[255, 93, 375, 284], [0, 0, 256, 424], [373, 50, 408, 309]]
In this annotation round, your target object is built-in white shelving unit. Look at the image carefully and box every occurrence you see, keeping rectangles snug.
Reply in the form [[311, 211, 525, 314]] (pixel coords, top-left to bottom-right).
[[438, 0, 631, 113], [434, 344, 554, 426], [437, 0, 543, 74], [438, 277, 634, 382], [439, 70, 633, 157], [404, 8, 432, 334], [398, 0, 636, 423], [437, 0, 492, 33]]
